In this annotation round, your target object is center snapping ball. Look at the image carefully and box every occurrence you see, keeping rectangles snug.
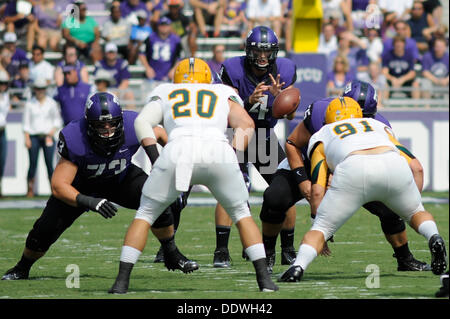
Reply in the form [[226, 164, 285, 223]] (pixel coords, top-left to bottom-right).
[[272, 87, 301, 119]]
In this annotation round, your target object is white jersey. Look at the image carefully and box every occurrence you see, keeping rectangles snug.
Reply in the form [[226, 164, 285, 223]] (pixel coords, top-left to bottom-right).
[[147, 83, 243, 142], [307, 117, 398, 171]]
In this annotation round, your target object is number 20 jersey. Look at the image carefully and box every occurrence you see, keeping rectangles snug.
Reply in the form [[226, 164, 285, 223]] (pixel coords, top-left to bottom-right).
[[307, 117, 398, 172], [147, 83, 243, 141]]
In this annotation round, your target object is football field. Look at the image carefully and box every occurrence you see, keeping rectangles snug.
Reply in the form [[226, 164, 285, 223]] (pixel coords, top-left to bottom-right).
[[0, 193, 448, 300]]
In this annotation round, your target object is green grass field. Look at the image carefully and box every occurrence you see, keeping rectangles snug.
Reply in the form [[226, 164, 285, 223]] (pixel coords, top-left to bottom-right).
[[0, 195, 448, 300]]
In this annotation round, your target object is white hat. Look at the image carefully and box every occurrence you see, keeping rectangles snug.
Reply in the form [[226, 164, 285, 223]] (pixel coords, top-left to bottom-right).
[[105, 42, 118, 53], [3, 32, 17, 43], [94, 69, 116, 86], [33, 78, 48, 89], [0, 71, 9, 82]]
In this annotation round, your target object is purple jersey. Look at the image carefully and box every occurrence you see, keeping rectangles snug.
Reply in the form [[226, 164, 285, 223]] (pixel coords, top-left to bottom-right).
[[382, 49, 415, 78], [94, 58, 131, 88], [141, 32, 182, 81], [301, 97, 391, 162], [220, 56, 297, 129], [382, 38, 419, 62], [421, 51, 449, 78], [57, 60, 86, 83], [58, 111, 140, 183], [120, 0, 149, 18], [54, 81, 92, 126]]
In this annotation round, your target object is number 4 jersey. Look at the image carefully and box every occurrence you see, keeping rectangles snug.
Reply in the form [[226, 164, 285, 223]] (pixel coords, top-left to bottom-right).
[[146, 83, 244, 141], [307, 117, 399, 173], [57, 111, 140, 182]]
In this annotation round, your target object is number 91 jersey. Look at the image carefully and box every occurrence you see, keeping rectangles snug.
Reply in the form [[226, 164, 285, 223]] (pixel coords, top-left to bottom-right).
[[307, 117, 398, 172], [147, 83, 244, 140]]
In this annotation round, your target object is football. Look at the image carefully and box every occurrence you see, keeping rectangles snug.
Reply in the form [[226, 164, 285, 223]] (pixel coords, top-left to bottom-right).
[[272, 87, 301, 119]]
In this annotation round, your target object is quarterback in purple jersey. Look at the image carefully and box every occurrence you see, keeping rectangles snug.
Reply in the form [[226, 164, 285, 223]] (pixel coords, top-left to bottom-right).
[[213, 26, 300, 272], [2, 92, 194, 281], [275, 80, 430, 271]]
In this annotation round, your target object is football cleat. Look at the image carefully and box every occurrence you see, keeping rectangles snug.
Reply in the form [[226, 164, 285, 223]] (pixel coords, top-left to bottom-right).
[[281, 247, 296, 265], [164, 248, 199, 273], [429, 234, 447, 275], [257, 276, 279, 292], [266, 249, 276, 274], [435, 271, 449, 298], [394, 254, 431, 271], [154, 246, 165, 263], [213, 248, 231, 268], [108, 279, 129, 294], [278, 265, 304, 282], [1, 267, 29, 280]]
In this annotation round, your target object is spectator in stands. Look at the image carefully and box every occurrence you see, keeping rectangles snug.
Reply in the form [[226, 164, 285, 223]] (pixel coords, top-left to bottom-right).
[[0, 71, 11, 198], [54, 43, 89, 87], [328, 31, 369, 75], [246, 0, 282, 38], [120, 0, 149, 20], [189, 0, 227, 38], [29, 45, 55, 86], [407, 0, 437, 53], [222, 0, 248, 38], [23, 78, 62, 197], [2, 32, 29, 81], [30, 0, 63, 52], [10, 61, 32, 105], [327, 54, 355, 96], [427, 23, 448, 51], [0, 48, 13, 77], [420, 36, 449, 98], [165, 0, 198, 58], [53, 64, 93, 126], [101, 4, 132, 61], [422, 0, 443, 25], [357, 61, 389, 104], [378, 0, 413, 23], [94, 68, 115, 93], [94, 42, 135, 109], [328, 9, 351, 35], [382, 20, 419, 63], [361, 28, 384, 63], [207, 44, 226, 81], [318, 23, 338, 57], [120, 0, 163, 29], [382, 35, 420, 99], [139, 16, 182, 82], [282, 0, 293, 52], [2, 0, 35, 49], [128, 9, 153, 65], [61, 0, 102, 63]]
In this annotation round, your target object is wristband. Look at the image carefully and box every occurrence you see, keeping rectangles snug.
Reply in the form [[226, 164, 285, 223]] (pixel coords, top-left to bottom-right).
[[292, 166, 309, 184], [143, 144, 159, 165], [243, 96, 252, 110]]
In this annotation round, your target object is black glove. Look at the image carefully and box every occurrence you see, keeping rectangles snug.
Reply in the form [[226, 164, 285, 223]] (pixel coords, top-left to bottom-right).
[[76, 194, 117, 219]]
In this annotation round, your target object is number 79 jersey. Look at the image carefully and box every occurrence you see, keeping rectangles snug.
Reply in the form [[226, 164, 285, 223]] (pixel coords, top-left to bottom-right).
[[307, 117, 398, 172], [148, 83, 244, 140]]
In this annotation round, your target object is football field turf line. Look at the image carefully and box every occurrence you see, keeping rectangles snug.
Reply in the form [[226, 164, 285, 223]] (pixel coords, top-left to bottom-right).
[[0, 199, 448, 299]]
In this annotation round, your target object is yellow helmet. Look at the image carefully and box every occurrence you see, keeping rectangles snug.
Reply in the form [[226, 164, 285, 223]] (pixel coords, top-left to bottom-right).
[[325, 96, 362, 124], [173, 57, 212, 84]]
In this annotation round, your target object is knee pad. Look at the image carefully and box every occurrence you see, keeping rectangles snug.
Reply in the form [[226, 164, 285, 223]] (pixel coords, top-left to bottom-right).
[[364, 202, 406, 235], [224, 202, 251, 224], [259, 187, 290, 224], [25, 218, 62, 252], [259, 202, 287, 224]]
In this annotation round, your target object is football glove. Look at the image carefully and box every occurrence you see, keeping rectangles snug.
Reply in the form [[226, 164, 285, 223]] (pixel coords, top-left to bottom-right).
[[76, 194, 117, 219]]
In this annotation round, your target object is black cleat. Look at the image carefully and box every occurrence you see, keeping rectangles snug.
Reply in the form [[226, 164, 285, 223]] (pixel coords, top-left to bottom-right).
[[213, 248, 231, 268], [281, 247, 296, 265], [164, 248, 199, 273], [257, 277, 279, 292], [1, 267, 29, 280], [395, 254, 431, 271], [266, 250, 275, 274], [108, 279, 129, 294], [435, 271, 449, 298], [278, 265, 304, 282], [154, 246, 165, 263], [429, 234, 447, 275]]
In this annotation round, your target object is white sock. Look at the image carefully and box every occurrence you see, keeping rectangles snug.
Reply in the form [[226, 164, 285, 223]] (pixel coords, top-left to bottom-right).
[[120, 245, 142, 264], [417, 220, 439, 241], [293, 244, 318, 270], [244, 243, 266, 261]]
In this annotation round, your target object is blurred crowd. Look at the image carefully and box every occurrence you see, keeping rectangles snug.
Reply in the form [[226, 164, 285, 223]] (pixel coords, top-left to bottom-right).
[[0, 0, 449, 197]]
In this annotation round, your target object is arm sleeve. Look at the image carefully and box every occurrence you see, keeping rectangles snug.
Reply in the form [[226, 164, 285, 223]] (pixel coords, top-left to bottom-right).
[[134, 98, 164, 142], [309, 142, 329, 188]]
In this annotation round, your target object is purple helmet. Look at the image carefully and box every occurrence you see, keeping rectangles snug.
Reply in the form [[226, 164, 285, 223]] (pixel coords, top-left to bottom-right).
[[245, 26, 279, 71], [343, 80, 378, 117], [85, 92, 124, 157]]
